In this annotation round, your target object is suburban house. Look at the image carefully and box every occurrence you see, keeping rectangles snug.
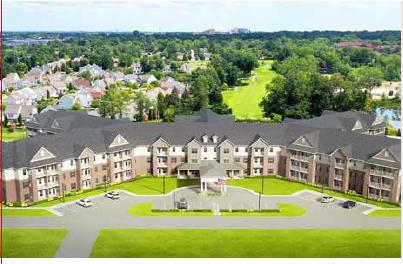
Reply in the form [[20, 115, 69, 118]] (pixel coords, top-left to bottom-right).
[[2, 109, 400, 203], [79, 64, 104, 77], [2, 73, 20, 89], [72, 79, 92, 90], [74, 90, 93, 107], [6, 90, 36, 105], [3, 104, 38, 123], [52, 81, 68, 95], [138, 75, 157, 86], [25, 67, 43, 82], [54, 95, 75, 110], [132, 62, 142, 74]]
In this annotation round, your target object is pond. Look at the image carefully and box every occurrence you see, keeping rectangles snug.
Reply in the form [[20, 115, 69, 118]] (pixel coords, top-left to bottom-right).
[[375, 108, 401, 129]]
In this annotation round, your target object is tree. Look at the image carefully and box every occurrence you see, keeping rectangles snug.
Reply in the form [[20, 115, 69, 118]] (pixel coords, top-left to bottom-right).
[[134, 91, 152, 121], [349, 66, 383, 93], [82, 70, 91, 80], [163, 106, 175, 122], [17, 113, 22, 125], [72, 101, 82, 111], [2, 115, 9, 127], [168, 89, 180, 107]]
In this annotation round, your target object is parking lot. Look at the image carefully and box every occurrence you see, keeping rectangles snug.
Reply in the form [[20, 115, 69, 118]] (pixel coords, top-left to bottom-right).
[[3, 186, 401, 257]]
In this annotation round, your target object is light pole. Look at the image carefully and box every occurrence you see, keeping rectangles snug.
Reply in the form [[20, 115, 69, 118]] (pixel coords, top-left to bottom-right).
[[163, 175, 166, 194]]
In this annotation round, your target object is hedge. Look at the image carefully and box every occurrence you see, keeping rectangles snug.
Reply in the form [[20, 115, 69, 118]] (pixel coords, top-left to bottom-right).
[[193, 209, 213, 212]]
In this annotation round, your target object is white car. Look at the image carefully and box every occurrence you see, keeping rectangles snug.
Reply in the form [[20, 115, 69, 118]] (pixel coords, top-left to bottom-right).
[[105, 191, 119, 199], [321, 196, 335, 203], [76, 198, 93, 208]]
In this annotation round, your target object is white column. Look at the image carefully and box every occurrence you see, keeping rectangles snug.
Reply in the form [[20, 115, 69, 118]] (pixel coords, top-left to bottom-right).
[[200, 181, 203, 193], [220, 184, 223, 195]]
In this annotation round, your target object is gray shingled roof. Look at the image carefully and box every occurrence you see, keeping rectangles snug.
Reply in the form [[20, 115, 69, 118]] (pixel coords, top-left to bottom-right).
[[2, 109, 401, 170]]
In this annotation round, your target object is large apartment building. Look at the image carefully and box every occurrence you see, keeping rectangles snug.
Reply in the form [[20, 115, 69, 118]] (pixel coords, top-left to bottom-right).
[[1, 109, 400, 203]]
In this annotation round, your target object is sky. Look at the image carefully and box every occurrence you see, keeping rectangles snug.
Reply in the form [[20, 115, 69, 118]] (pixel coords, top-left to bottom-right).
[[2, 0, 402, 32]]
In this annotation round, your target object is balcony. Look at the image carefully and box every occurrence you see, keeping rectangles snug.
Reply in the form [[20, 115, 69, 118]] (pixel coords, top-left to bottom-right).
[[370, 169, 394, 178], [381, 196, 390, 201], [291, 165, 300, 171], [334, 174, 343, 181], [157, 151, 168, 156], [80, 162, 91, 169], [47, 181, 59, 188], [300, 167, 308, 173], [300, 156, 309, 162], [81, 173, 91, 180], [335, 162, 346, 169], [157, 163, 168, 167], [369, 194, 380, 199], [381, 184, 393, 191], [37, 183, 47, 190], [369, 181, 381, 188], [254, 163, 264, 168], [254, 151, 264, 156]]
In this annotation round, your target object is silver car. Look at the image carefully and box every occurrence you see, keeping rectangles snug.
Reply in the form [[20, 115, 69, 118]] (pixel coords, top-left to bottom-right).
[[76, 198, 93, 208], [321, 196, 335, 203], [105, 191, 119, 199]]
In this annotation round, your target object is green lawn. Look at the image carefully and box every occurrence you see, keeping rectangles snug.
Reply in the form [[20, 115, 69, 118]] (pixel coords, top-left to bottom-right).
[[189, 60, 209, 67], [3, 229, 67, 258], [2, 209, 56, 216], [1, 128, 26, 141], [91, 229, 401, 258], [222, 60, 277, 118], [127, 203, 305, 217], [228, 178, 400, 208], [368, 210, 401, 217], [32, 178, 199, 207]]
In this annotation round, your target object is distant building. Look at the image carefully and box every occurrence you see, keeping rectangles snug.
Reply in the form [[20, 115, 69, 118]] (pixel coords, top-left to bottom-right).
[[230, 28, 250, 34]]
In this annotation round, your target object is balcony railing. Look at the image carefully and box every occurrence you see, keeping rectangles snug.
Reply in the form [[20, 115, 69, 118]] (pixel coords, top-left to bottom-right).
[[381, 184, 393, 191], [369, 182, 381, 188], [300, 167, 308, 173], [334, 174, 343, 181], [47, 181, 59, 188], [300, 156, 309, 161], [157, 163, 167, 167], [291, 165, 300, 171], [335, 162, 346, 169], [370, 169, 394, 178], [254, 163, 264, 167], [37, 183, 47, 190], [157, 151, 168, 156], [254, 151, 264, 156]]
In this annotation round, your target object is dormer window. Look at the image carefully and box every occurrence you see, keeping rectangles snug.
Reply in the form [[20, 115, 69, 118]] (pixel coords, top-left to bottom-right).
[[202, 135, 208, 143], [212, 136, 218, 143], [40, 150, 45, 156], [385, 151, 389, 158], [301, 138, 306, 144]]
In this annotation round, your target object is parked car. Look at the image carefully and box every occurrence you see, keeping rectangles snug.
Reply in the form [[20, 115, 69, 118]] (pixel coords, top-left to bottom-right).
[[343, 200, 357, 209], [321, 196, 335, 203], [177, 198, 188, 209], [105, 191, 119, 199], [76, 198, 93, 208]]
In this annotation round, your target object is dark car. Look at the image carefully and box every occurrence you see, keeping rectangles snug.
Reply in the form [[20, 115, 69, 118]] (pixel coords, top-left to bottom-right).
[[343, 200, 357, 209], [177, 198, 188, 209]]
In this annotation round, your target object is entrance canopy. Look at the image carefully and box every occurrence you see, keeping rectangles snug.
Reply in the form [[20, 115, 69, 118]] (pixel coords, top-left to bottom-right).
[[177, 161, 243, 195]]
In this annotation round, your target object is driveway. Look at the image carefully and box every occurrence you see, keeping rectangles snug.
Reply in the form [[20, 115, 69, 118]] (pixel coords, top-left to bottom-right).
[[3, 186, 401, 258]]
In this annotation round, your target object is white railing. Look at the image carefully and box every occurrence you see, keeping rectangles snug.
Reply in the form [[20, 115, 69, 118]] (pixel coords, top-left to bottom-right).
[[369, 181, 380, 188], [370, 169, 393, 178]]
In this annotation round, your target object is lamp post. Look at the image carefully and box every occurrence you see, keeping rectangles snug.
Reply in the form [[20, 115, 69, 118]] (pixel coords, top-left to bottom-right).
[[163, 175, 165, 194]]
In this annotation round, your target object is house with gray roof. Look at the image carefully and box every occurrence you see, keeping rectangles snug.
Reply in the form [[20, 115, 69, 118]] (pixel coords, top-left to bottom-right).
[[2, 109, 400, 203]]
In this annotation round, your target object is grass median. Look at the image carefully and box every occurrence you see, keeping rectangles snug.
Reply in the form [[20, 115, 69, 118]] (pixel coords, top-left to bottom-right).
[[3, 228, 67, 258], [2, 209, 56, 216], [127, 203, 305, 217], [368, 210, 401, 217], [91, 229, 401, 258]]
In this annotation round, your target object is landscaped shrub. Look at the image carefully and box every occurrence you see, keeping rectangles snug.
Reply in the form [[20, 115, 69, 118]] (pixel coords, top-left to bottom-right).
[[7, 128, 14, 132], [169, 209, 180, 212], [231, 209, 248, 212], [193, 209, 213, 212], [151, 209, 163, 212], [7, 203, 13, 207], [220, 209, 230, 212], [259, 209, 281, 213]]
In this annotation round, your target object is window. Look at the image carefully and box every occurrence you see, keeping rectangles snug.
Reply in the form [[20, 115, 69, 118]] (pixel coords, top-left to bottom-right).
[[24, 194, 30, 201], [70, 160, 74, 166], [115, 174, 119, 179], [39, 190, 43, 197], [147, 168, 152, 173], [223, 148, 229, 154], [202, 136, 208, 143], [235, 147, 239, 153], [71, 183, 76, 189], [191, 148, 198, 154], [191, 159, 198, 164], [171, 157, 177, 163], [172, 148, 176, 153], [37, 168, 41, 173], [234, 158, 240, 163], [147, 147, 151, 152], [243, 158, 248, 163], [212, 136, 218, 143], [22, 169, 27, 175], [269, 147, 273, 153], [204, 147, 207, 152], [102, 165, 108, 171], [114, 163, 118, 168], [268, 157, 274, 163], [23, 181, 28, 188], [38, 178, 42, 184], [70, 172, 75, 178], [223, 159, 230, 164], [268, 169, 274, 174], [147, 157, 152, 163], [181, 157, 186, 162], [102, 154, 106, 159], [182, 147, 185, 152]]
